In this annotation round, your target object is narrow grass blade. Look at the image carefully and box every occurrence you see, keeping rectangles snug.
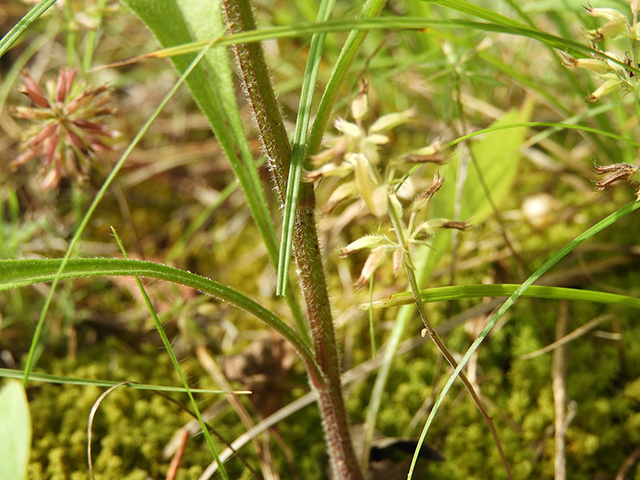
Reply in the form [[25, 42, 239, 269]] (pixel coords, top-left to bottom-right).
[[0, 257, 321, 382], [408, 200, 640, 478], [427, 0, 532, 29], [0, 368, 243, 393], [445, 122, 640, 149], [0, 0, 56, 59], [276, 0, 337, 295], [111, 228, 227, 478], [101, 17, 623, 75], [424, 0, 637, 74], [306, 0, 388, 156], [20, 39, 220, 388], [365, 284, 640, 309]]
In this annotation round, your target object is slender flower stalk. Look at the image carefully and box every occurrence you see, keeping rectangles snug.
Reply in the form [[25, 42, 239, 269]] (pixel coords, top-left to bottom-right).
[[385, 193, 513, 480]]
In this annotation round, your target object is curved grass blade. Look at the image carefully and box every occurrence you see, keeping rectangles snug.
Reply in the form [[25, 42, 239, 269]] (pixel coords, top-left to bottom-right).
[[407, 199, 640, 478], [427, 0, 531, 29], [19, 39, 218, 388], [364, 284, 640, 309], [445, 122, 640, 149], [0, 0, 56, 59], [100, 16, 630, 75], [0, 257, 321, 383], [111, 228, 226, 478], [113, 18, 590, 62], [276, 0, 336, 295]]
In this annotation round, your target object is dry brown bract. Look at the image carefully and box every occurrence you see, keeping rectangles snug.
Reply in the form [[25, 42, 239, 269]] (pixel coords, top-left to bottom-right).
[[593, 162, 640, 199]]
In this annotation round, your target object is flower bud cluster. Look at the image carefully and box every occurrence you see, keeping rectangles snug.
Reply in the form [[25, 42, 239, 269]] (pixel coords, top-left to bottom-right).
[[563, 5, 640, 102]]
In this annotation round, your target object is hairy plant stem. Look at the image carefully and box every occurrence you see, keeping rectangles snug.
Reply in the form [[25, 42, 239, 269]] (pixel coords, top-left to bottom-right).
[[221, 1, 363, 478], [387, 196, 513, 480]]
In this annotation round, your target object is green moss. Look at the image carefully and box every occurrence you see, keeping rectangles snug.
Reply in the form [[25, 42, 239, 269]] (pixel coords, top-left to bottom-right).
[[27, 342, 213, 480]]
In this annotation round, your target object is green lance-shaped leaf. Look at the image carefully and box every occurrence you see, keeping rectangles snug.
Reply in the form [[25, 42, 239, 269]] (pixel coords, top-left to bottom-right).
[[0, 0, 57, 59], [0, 258, 322, 383]]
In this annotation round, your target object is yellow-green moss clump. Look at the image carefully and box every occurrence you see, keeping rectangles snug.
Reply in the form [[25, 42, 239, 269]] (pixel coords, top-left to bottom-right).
[[26, 341, 215, 480]]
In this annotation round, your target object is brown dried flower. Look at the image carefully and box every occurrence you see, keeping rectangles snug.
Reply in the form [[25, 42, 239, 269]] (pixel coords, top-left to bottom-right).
[[593, 162, 640, 199], [12, 68, 119, 189]]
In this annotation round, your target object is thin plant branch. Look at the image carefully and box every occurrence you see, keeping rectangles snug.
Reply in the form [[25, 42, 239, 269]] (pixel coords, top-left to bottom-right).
[[520, 314, 611, 360], [386, 196, 513, 480]]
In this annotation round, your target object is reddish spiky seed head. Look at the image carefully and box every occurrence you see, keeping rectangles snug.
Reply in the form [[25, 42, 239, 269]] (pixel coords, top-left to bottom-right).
[[12, 68, 120, 189]]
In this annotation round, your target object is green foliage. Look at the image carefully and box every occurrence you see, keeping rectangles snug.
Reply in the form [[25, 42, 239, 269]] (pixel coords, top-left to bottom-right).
[[26, 343, 215, 479], [0, 381, 31, 480], [3, 0, 640, 478], [432, 105, 533, 224]]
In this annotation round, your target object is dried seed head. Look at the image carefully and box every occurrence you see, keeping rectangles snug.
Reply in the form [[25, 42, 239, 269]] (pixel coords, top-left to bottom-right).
[[440, 220, 472, 231], [20, 73, 50, 108], [357, 246, 388, 287], [11, 68, 120, 189], [404, 153, 447, 163], [411, 172, 445, 212], [593, 162, 639, 190]]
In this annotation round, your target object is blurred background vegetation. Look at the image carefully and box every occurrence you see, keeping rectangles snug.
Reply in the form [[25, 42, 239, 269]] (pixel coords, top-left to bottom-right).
[[1, 0, 640, 479]]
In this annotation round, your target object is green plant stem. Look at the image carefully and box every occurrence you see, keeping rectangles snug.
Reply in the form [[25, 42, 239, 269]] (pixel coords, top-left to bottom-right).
[[387, 196, 512, 480], [220, 0, 310, 346], [220, 2, 362, 478], [404, 258, 512, 479], [64, 0, 74, 66]]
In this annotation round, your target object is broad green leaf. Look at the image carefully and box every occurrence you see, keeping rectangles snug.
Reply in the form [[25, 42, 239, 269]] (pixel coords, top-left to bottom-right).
[[432, 101, 533, 223], [0, 381, 31, 480]]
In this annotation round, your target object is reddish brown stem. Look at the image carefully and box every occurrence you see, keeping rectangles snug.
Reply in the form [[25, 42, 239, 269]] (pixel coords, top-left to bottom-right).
[[221, 1, 363, 478]]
